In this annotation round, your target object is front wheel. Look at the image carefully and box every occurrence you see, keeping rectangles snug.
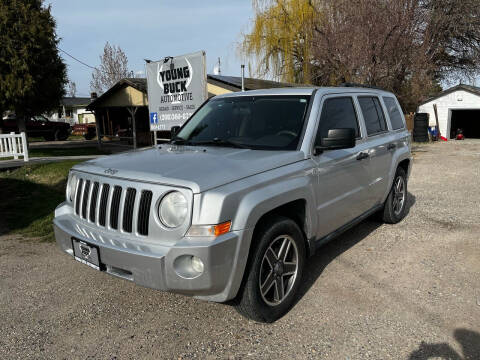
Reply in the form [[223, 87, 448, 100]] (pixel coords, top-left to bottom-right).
[[234, 216, 306, 323], [382, 167, 408, 224]]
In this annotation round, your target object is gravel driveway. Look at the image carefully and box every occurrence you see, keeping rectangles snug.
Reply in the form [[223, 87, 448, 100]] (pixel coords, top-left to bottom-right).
[[1, 140, 479, 359]]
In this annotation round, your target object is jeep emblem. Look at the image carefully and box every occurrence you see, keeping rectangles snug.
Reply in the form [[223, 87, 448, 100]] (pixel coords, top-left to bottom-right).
[[104, 168, 118, 175]]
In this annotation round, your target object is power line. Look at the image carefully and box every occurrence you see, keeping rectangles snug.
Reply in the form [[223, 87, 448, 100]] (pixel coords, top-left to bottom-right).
[[58, 47, 127, 76]]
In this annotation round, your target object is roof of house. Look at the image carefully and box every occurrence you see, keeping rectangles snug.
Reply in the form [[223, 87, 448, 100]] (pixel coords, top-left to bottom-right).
[[207, 74, 296, 91], [88, 75, 298, 110], [61, 97, 91, 107], [419, 84, 480, 106]]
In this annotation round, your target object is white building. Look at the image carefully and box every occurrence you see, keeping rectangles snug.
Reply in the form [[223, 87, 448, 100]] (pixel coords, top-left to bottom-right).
[[417, 84, 480, 139], [49, 97, 95, 125]]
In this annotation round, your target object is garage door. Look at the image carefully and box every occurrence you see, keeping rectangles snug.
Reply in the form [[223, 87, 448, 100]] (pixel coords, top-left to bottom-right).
[[450, 110, 480, 139]]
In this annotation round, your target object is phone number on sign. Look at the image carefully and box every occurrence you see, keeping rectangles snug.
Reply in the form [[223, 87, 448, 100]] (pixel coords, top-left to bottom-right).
[[159, 112, 193, 122]]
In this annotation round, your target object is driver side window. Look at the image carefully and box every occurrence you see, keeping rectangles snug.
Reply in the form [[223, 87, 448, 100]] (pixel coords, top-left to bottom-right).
[[315, 97, 360, 146]]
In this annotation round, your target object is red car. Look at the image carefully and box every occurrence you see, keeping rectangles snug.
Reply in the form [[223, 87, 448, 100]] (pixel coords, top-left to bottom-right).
[[0, 114, 71, 141]]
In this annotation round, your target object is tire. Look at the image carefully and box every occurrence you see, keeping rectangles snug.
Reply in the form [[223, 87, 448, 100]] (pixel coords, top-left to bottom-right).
[[55, 129, 69, 141], [43, 133, 54, 141], [382, 167, 408, 224], [234, 216, 306, 323]]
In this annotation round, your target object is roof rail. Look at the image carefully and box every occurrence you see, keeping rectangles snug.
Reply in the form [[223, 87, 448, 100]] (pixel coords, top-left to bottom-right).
[[339, 82, 387, 91]]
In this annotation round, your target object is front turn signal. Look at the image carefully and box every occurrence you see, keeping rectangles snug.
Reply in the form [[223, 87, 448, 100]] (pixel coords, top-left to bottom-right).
[[186, 221, 232, 237]]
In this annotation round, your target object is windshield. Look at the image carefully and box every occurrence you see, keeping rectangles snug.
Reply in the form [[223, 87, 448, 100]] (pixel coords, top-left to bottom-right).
[[173, 95, 311, 150]]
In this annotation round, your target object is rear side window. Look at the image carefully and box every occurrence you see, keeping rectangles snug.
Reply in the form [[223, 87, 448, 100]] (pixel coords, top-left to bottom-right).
[[358, 96, 387, 135], [316, 97, 359, 144], [383, 97, 404, 130]]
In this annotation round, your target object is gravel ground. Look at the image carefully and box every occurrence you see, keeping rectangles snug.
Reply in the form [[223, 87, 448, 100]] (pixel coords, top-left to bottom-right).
[[1, 140, 479, 359]]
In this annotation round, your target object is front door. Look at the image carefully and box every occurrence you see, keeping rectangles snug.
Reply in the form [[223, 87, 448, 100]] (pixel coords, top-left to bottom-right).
[[311, 95, 372, 239]]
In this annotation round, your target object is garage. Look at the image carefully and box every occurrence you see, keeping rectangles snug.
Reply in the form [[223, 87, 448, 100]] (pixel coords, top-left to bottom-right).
[[417, 84, 480, 139], [450, 109, 480, 139]]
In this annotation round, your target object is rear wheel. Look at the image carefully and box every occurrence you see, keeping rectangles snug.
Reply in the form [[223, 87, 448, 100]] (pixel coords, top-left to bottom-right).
[[55, 129, 69, 141], [382, 167, 408, 223], [234, 216, 306, 323]]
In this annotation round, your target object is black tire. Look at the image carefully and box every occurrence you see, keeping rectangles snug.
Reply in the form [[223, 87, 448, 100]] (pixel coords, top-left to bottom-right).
[[234, 216, 306, 323], [382, 167, 408, 224], [55, 129, 69, 141], [43, 133, 54, 141], [84, 133, 94, 140]]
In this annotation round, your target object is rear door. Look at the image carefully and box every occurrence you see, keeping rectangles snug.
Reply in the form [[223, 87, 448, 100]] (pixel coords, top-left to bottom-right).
[[311, 95, 372, 239], [356, 95, 393, 206]]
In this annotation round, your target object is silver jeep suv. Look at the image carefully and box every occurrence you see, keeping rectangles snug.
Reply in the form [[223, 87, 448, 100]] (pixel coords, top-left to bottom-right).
[[54, 87, 412, 322]]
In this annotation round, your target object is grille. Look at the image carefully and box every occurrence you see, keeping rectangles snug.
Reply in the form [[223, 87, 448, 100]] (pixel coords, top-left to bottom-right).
[[73, 178, 153, 236]]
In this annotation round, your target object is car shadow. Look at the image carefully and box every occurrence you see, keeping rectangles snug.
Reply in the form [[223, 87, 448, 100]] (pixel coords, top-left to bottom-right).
[[409, 328, 480, 359], [294, 191, 416, 305]]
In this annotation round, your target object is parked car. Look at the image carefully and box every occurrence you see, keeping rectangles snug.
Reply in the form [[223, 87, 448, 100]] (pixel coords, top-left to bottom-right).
[[53, 86, 412, 322], [0, 114, 71, 141]]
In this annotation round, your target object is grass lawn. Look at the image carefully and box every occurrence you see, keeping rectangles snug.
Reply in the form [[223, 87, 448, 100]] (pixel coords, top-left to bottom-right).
[[0, 161, 79, 241]]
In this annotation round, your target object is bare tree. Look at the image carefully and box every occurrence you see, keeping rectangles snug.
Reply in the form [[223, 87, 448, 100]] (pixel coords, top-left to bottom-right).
[[67, 81, 76, 97], [90, 42, 129, 94], [243, 0, 480, 111]]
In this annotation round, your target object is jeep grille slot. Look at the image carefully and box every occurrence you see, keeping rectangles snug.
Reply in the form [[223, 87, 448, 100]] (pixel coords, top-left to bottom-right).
[[98, 184, 110, 226], [138, 190, 153, 236], [89, 182, 99, 222], [110, 186, 122, 229], [122, 188, 136, 233], [75, 178, 84, 216], [81, 180, 91, 219]]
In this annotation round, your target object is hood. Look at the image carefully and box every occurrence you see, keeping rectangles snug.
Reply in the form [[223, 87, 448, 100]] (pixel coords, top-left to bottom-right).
[[73, 145, 306, 193]]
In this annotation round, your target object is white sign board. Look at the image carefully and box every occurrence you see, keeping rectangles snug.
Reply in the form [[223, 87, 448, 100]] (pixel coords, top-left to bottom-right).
[[146, 50, 207, 131]]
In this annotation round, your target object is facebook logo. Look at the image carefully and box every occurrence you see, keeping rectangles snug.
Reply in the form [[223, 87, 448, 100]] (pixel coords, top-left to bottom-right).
[[150, 112, 158, 124]]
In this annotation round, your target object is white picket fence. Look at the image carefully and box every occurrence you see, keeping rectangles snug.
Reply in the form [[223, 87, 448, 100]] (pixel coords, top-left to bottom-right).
[[0, 132, 29, 162]]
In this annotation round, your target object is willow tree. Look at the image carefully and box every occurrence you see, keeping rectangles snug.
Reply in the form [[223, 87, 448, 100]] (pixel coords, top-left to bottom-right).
[[242, 0, 318, 84]]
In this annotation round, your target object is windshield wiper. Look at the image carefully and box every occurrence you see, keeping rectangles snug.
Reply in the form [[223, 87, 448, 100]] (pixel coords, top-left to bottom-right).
[[191, 138, 250, 149], [169, 136, 192, 145]]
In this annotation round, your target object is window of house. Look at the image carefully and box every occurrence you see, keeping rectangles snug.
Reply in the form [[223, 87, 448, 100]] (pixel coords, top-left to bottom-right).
[[358, 96, 388, 135], [383, 97, 405, 130], [315, 97, 360, 146]]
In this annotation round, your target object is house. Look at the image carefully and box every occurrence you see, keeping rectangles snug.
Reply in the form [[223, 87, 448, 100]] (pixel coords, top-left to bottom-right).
[[49, 97, 94, 125], [87, 75, 297, 148], [417, 84, 480, 139]]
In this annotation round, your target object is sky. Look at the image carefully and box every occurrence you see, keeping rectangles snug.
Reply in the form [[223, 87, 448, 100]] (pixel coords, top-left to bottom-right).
[[48, 1, 254, 96]]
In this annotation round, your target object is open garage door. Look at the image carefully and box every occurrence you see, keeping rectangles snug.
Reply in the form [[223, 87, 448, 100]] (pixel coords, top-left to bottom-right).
[[450, 110, 480, 139]]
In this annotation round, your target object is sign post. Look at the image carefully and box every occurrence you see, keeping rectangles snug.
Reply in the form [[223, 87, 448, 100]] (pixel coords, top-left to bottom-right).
[[146, 51, 207, 141]]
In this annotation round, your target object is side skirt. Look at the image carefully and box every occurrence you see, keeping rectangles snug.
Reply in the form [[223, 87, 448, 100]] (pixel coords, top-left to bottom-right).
[[311, 204, 383, 253]]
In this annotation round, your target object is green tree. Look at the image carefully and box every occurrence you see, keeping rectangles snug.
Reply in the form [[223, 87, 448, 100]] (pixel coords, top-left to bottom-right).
[[0, 0, 66, 132]]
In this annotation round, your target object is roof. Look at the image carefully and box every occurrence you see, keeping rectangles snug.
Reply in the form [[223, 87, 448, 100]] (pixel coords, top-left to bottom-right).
[[418, 84, 480, 106], [61, 97, 91, 107], [206, 74, 296, 91]]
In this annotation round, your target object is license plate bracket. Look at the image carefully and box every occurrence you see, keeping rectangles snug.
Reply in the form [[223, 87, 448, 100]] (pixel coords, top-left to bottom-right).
[[72, 238, 103, 271]]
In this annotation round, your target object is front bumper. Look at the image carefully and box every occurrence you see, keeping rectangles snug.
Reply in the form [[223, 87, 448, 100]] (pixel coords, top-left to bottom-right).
[[53, 203, 252, 302]]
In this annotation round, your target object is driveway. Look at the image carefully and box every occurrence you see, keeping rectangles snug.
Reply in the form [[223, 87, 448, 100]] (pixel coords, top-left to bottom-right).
[[1, 140, 479, 359]]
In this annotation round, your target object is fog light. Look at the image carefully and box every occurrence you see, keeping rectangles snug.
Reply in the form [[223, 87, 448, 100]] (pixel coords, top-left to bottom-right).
[[173, 255, 205, 279], [191, 256, 204, 273]]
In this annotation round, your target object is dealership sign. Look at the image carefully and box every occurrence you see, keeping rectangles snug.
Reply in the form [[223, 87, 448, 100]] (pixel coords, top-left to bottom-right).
[[146, 50, 207, 131]]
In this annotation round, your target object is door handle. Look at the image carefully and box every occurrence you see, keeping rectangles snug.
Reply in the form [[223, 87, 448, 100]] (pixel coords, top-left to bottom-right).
[[356, 152, 369, 161], [387, 143, 396, 150]]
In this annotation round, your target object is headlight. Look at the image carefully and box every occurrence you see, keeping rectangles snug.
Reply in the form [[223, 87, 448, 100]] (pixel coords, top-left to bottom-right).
[[66, 173, 78, 202], [158, 191, 188, 228]]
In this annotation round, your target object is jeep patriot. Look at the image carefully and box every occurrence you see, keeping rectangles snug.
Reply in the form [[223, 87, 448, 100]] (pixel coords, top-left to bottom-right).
[[54, 87, 412, 322]]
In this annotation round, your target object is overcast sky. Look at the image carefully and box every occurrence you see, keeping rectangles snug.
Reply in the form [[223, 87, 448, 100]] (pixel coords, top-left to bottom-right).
[[48, 1, 254, 96]]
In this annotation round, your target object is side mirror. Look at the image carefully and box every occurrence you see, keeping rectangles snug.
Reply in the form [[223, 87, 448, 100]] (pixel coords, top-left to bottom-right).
[[170, 126, 181, 138], [314, 128, 356, 155]]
